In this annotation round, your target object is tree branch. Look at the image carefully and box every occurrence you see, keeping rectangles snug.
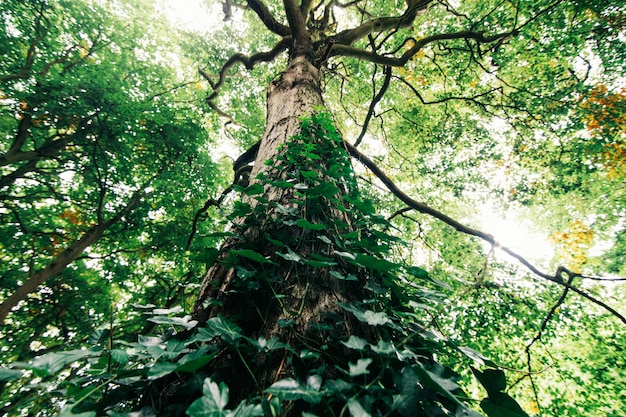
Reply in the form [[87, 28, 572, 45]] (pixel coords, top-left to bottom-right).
[[283, 0, 310, 56], [246, 0, 291, 36], [0, 189, 145, 325], [203, 38, 291, 103], [334, 0, 432, 46], [344, 141, 626, 325], [354, 65, 391, 147], [331, 29, 515, 66]]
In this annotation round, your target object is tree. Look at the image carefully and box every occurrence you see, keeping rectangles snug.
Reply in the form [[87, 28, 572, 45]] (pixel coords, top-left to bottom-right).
[[1, 0, 624, 416], [0, 0, 218, 364]]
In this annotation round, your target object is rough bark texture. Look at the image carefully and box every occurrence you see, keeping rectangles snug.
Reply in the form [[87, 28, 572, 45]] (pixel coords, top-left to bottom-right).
[[190, 56, 365, 409], [194, 56, 324, 317]]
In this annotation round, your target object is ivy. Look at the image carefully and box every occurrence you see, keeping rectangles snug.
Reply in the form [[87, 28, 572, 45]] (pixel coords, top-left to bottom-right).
[[1, 112, 528, 417]]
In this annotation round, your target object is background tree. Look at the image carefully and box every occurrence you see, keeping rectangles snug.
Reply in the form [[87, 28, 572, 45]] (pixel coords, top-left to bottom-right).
[[0, 0, 220, 374], [1, 0, 624, 416]]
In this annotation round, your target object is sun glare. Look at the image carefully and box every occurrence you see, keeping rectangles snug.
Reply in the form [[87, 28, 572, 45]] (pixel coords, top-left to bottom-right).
[[159, 0, 221, 32]]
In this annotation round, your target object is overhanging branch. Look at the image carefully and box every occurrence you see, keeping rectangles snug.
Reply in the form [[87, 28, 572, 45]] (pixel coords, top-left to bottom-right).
[[201, 38, 291, 103], [246, 0, 291, 36], [344, 141, 626, 325], [331, 29, 514, 66]]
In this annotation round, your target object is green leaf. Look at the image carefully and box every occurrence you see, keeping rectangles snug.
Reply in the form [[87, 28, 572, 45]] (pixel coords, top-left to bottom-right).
[[348, 358, 372, 376], [353, 254, 397, 272], [243, 183, 264, 196], [347, 398, 371, 417], [231, 249, 274, 264], [333, 250, 356, 260], [265, 377, 323, 404], [251, 336, 290, 352], [371, 340, 396, 355], [303, 258, 336, 268], [308, 182, 340, 197], [186, 378, 230, 417], [405, 266, 429, 279], [300, 170, 318, 179], [147, 362, 179, 379], [471, 367, 506, 395], [147, 314, 197, 330], [317, 235, 332, 244], [276, 248, 302, 263], [58, 406, 96, 417], [0, 367, 22, 381], [206, 316, 243, 343], [337, 302, 392, 326], [362, 310, 392, 326], [480, 392, 530, 417], [174, 354, 217, 373], [110, 349, 129, 365], [341, 335, 368, 351], [460, 347, 498, 368], [295, 218, 326, 230], [30, 348, 96, 375], [414, 363, 465, 408], [329, 270, 358, 281], [207, 379, 229, 410], [264, 233, 286, 247]]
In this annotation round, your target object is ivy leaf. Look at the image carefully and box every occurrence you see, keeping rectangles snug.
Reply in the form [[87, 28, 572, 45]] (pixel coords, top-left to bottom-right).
[[0, 367, 22, 381], [30, 348, 97, 375], [371, 340, 396, 355], [206, 316, 243, 343], [276, 248, 302, 263], [348, 358, 373, 376], [347, 398, 371, 417], [337, 302, 392, 326], [265, 377, 323, 404], [341, 335, 368, 351], [251, 336, 290, 352], [480, 392, 530, 417], [295, 218, 326, 230], [231, 249, 275, 264]]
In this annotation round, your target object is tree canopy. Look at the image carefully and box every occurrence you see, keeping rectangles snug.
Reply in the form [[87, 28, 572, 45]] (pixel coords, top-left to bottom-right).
[[0, 0, 624, 416]]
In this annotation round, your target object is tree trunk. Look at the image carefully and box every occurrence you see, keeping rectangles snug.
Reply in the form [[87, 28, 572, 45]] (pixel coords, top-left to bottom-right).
[[188, 56, 366, 411]]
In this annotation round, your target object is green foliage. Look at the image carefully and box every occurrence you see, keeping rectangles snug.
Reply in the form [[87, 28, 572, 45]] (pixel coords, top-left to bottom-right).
[[1, 113, 530, 417], [0, 0, 220, 403], [1, 1, 624, 416]]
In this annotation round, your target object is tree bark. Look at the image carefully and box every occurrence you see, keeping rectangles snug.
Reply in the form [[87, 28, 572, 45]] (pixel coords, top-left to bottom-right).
[[189, 56, 366, 410]]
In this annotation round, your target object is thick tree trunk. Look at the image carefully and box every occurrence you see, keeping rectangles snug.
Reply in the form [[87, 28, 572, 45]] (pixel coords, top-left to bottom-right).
[[190, 56, 365, 409], [194, 56, 326, 318]]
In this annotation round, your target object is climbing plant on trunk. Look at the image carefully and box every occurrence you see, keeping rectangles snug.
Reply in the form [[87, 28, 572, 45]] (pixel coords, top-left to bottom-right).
[[2, 0, 625, 416]]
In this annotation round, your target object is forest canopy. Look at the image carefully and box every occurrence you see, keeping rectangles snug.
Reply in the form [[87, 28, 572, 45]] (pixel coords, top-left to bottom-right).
[[0, 0, 624, 416]]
